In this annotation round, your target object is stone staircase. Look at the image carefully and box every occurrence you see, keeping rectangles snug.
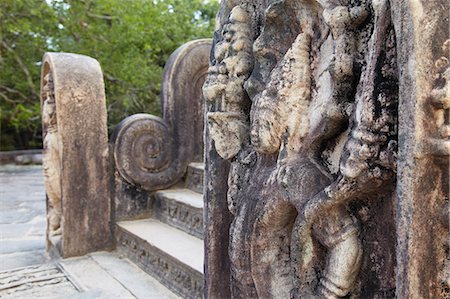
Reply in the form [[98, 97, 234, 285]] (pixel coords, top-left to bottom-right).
[[109, 39, 211, 299], [115, 163, 204, 299]]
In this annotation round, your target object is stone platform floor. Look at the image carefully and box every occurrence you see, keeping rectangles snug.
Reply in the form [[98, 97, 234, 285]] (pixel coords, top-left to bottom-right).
[[0, 165, 178, 298], [0, 165, 48, 271]]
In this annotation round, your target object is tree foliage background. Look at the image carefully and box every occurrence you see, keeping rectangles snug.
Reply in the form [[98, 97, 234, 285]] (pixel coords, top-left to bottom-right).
[[0, 0, 217, 150]]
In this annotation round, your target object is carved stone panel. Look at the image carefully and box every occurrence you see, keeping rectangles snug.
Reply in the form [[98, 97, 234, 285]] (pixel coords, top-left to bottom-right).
[[40, 53, 112, 258], [203, 0, 448, 298]]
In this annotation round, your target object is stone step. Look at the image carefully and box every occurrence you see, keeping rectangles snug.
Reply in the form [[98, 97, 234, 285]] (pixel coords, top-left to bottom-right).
[[0, 252, 179, 299], [59, 251, 180, 299], [153, 188, 203, 239], [116, 219, 203, 299], [185, 162, 204, 194]]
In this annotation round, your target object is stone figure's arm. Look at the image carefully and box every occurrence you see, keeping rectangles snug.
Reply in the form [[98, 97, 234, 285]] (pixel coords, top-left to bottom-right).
[[305, 4, 369, 160], [303, 0, 398, 225]]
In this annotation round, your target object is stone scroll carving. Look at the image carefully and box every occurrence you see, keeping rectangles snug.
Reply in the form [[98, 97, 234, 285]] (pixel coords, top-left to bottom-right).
[[40, 53, 112, 258], [111, 39, 212, 192], [204, 0, 448, 298]]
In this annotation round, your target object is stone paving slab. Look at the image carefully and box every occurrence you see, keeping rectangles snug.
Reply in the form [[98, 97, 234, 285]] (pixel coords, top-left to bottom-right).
[[0, 252, 181, 299], [60, 252, 180, 299], [0, 251, 50, 272], [89, 252, 179, 299], [0, 263, 78, 298], [0, 165, 49, 272], [0, 238, 46, 254]]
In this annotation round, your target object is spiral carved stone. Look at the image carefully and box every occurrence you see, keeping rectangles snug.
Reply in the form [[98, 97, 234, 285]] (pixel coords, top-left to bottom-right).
[[112, 114, 175, 190], [112, 39, 212, 192]]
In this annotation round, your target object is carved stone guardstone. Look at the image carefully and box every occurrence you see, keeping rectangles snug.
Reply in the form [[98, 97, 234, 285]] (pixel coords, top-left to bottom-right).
[[203, 1, 448, 298], [111, 39, 211, 220], [40, 53, 112, 258]]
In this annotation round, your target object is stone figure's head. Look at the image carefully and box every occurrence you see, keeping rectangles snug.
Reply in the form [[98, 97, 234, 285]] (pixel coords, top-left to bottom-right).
[[208, 111, 249, 160], [42, 73, 57, 127], [43, 96, 57, 127], [250, 92, 282, 154]]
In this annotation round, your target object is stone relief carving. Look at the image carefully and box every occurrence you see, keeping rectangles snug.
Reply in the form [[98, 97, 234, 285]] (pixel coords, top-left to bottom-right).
[[204, 0, 404, 298], [41, 72, 62, 237], [112, 113, 173, 190]]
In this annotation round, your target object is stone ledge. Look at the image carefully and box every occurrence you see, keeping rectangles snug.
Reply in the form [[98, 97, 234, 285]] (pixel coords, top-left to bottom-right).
[[0, 150, 43, 165]]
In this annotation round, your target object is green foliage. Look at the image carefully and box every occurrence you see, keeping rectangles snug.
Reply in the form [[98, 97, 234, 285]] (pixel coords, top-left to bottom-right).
[[0, 0, 217, 150], [0, 0, 60, 150]]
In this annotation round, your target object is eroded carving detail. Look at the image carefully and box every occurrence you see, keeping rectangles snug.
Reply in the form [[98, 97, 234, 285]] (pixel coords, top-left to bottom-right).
[[0, 264, 73, 297], [419, 39, 450, 157], [204, 0, 399, 298], [41, 71, 62, 237], [185, 164, 204, 194], [294, 3, 398, 297]]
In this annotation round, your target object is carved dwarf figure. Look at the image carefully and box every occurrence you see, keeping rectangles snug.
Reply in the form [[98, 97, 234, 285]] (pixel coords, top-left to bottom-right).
[[42, 73, 62, 236]]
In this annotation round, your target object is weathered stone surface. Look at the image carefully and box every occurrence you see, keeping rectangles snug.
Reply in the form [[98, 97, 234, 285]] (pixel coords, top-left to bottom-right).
[[108, 40, 211, 297], [203, 111, 232, 299], [40, 53, 112, 258], [0, 165, 49, 271], [203, 0, 448, 298], [0, 165, 180, 298], [391, 1, 449, 298], [112, 163, 154, 221], [110, 39, 211, 223], [111, 39, 211, 193]]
